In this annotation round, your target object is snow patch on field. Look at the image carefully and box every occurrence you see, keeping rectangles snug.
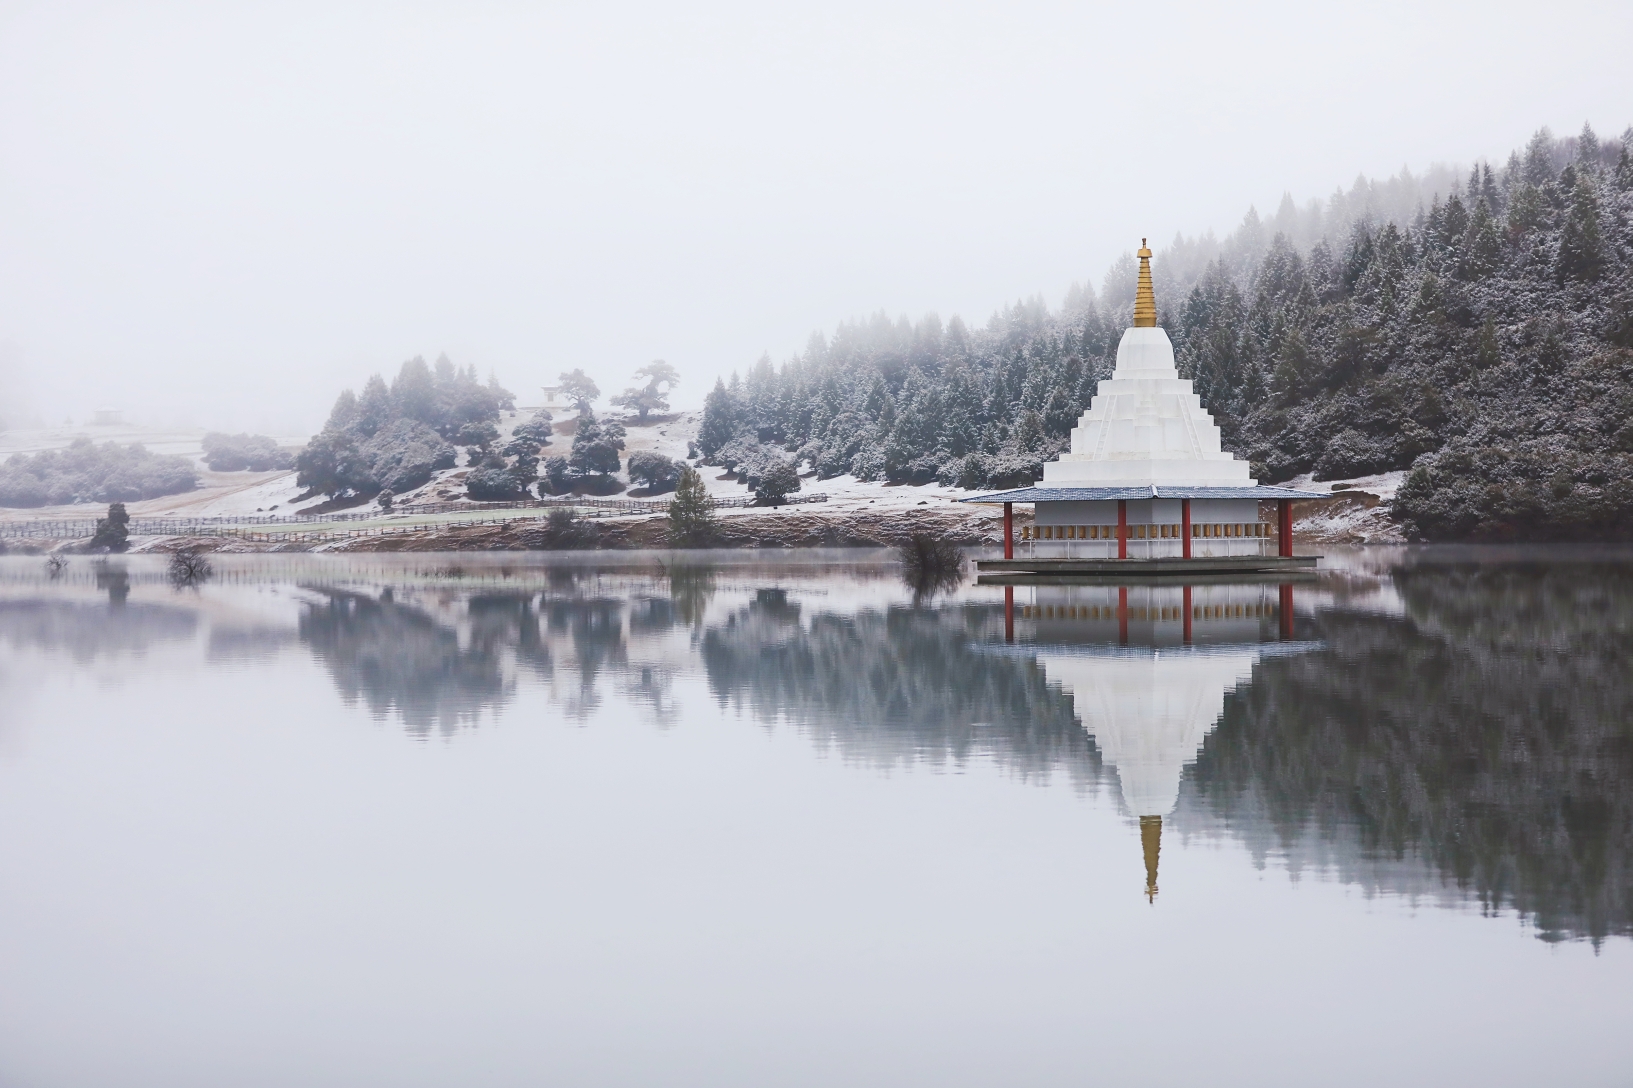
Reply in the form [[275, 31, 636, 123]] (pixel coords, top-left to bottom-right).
[[1284, 469, 1407, 502]]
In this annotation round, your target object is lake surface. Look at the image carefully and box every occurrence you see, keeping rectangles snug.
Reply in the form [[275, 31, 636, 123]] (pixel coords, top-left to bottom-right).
[[1, 547, 1630, 1087]]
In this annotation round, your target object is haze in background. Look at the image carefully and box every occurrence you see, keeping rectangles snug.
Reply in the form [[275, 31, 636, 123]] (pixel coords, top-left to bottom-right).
[[1, 0, 1629, 435]]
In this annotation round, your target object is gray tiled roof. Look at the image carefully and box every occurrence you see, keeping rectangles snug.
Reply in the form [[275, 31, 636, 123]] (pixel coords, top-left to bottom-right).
[[957, 485, 1330, 504]]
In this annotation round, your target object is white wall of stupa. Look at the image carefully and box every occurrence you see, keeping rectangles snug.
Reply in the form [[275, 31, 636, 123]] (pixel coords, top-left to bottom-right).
[[1041, 325, 1255, 488]]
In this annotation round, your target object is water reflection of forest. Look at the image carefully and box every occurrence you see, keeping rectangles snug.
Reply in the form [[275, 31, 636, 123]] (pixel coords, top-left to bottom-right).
[[699, 566, 1633, 945], [1185, 564, 1633, 945], [701, 589, 1102, 785], [289, 562, 1631, 942], [12, 556, 1623, 942]]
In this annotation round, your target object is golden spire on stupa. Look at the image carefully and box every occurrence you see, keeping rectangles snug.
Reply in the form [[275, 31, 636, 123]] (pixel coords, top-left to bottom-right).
[[1140, 814, 1162, 903], [1133, 238, 1157, 328]]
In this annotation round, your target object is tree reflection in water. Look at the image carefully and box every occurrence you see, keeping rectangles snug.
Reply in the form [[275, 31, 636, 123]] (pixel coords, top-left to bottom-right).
[[702, 588, 1102, 784], [1184, 562, 1633, 945], [296, 581, 669, 732], [698, 565, 1633, 944], [299, 589, 517, 738], [277, 556, 1629, 942]]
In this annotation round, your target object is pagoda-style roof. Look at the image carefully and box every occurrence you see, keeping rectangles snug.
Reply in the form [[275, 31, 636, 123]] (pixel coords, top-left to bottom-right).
[[958, 484, 1329, 504]]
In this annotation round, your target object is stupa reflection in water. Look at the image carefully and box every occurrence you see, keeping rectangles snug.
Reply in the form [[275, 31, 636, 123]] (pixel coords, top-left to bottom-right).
[[1013, 580, 1311, 901]]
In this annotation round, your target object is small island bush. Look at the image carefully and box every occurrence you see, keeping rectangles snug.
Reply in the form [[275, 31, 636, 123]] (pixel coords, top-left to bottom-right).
[[201, 433, 295, 472]]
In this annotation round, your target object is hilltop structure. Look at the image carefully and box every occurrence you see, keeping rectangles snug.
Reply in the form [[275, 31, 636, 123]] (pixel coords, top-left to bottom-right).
[[966, 240, 1324, 570]]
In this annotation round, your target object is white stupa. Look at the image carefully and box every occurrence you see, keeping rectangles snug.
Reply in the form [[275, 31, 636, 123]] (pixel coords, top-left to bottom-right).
[[1041, 241, 1253, 487], [964, 237, 1324, 558]]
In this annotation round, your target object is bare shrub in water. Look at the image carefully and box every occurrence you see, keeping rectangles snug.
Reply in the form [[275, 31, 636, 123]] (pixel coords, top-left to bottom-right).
[[167, 548, 213, 586], [898, 534, 965, 600], [521, 508, 600, 550]]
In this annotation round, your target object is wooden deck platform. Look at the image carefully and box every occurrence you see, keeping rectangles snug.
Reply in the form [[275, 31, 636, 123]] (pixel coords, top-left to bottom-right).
[[977, 555, 1319, 577]]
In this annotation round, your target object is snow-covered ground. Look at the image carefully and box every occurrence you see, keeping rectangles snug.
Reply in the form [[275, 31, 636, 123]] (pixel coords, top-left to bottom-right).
[[1282, 469, 1407, 503], [1280, 470, 1408, 543], [434, 408, 978, 522]]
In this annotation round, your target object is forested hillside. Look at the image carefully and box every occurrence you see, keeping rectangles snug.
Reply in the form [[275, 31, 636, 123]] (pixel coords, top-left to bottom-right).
[[298, 355, 516, 500], [698, 125, 1633, 541]]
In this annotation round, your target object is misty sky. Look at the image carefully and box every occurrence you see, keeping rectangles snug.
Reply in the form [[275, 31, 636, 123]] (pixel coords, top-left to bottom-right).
[[2, 0, 1630, 435]]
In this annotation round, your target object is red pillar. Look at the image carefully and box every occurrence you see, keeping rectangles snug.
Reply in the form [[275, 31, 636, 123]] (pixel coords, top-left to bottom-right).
[[1117, 499, 1128, 560], [1182, 585, 1193, 644], [1279, 583, 1295, 640], [1004, 586, 1014, 643], [1277, 499, 1293, 558], [1003, 502, 1013, 559], [1118, 586, 1129, 645], [1181, 499, 1192, 559]]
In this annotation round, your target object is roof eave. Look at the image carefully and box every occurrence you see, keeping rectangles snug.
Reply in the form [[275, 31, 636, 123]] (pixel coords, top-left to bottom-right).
[[957, 485, 1334, 504]]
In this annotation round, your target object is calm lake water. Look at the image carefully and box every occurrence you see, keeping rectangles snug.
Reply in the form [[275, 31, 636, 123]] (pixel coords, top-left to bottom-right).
[[1, 547, 1630, 1087]]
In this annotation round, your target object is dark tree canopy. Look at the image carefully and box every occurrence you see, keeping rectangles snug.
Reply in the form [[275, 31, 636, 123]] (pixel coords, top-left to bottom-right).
[[88, 502, 130, 552], [567, 414, 625, 478], [627, 450, 682, 492], [753, 457, 800, 506]]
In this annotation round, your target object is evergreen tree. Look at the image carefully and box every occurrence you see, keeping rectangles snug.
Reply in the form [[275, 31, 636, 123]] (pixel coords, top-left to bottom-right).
[[296, 430, 370, 497], [300, 355, 510, 498], [326, 389, 359, 432], [1556, 174, 1605, 282], [89, 502, 130, 552], [628, 451, 682, 492], [667, 466, 718, 546], [355, 374, 393, 438], [698, 377, 741, 457], [568, 413, 623, 477], [1577, 121, 1601, 168], [391, 356, 438, 425], [1462, 199, 1503, 278]]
